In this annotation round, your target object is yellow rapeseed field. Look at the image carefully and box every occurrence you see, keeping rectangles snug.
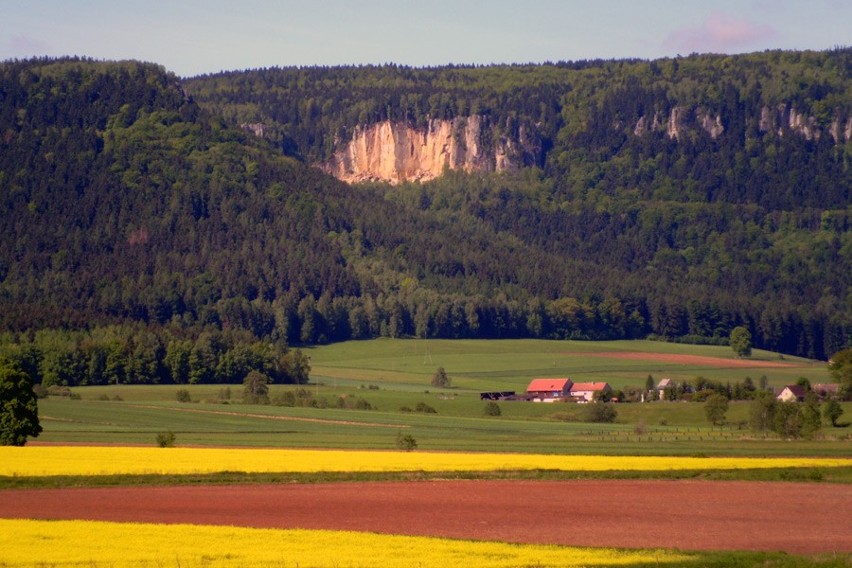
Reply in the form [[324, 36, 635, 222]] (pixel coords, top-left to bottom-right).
[[1, 446, 849, 477], [0, 518, 692, 567]]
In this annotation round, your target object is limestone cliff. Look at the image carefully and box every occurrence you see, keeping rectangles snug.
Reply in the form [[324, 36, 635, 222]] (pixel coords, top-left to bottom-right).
[[635, 103, 850, 144], [321, 116, 541, 184]]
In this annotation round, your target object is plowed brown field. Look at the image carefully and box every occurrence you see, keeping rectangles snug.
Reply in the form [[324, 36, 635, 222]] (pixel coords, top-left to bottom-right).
[[2, 480, 850, 554], [569, 351, 801, 368]]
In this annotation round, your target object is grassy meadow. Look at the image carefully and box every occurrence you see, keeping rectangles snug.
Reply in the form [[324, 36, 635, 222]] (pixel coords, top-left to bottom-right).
[[29, 339, 850, 460], [306, 338, 825, 392]]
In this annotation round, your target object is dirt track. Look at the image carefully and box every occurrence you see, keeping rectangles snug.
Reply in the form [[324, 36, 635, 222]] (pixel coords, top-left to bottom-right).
[[2, 480, 850, 554]]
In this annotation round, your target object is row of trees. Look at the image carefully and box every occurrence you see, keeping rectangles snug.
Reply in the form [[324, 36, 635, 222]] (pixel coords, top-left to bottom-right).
[[0, 326, 310, 387], [746, 393, 834, 439]]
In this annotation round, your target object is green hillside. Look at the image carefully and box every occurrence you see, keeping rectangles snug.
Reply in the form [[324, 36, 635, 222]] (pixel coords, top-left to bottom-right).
[[0, 53, 850, 370]]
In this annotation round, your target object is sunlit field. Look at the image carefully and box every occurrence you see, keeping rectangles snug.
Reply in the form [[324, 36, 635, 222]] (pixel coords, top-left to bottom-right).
[[2, 446, 849, 477], [0, 518, 794, 568]]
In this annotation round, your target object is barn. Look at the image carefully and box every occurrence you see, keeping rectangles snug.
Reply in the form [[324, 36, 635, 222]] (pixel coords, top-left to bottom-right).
[[526, 378, 573, 402]]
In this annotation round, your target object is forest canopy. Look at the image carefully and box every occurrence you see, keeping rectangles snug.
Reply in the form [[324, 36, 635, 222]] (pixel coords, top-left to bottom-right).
[[0, 53, 849, 386]]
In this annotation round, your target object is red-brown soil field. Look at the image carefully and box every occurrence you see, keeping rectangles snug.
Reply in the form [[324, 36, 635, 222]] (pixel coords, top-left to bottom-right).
[[569, 351, 802, 368], [2, 480, 850, 554]]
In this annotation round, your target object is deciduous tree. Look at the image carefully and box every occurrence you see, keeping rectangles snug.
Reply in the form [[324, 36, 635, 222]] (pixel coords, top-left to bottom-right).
[[823, 399, 844, 427], [0, 358, 42, 446], [730, 326, 752, 358], [704, 393, 729, 425]]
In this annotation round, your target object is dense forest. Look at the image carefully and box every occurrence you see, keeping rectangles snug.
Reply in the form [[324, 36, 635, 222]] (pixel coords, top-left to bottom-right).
[[0, 52, 849, 386]]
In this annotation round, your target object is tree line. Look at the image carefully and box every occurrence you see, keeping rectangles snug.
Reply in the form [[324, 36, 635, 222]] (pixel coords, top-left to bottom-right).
[[0, 326, 310, 387]]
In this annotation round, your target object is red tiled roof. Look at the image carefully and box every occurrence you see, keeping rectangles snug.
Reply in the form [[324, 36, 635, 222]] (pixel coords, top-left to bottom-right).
[[570, 382, 610, 392], [526, 378, 572, 392]]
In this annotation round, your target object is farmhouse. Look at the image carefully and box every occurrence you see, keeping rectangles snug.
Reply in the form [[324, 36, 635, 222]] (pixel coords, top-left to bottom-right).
[[570, 382, 612, 403], [526, 378, 573, 402], [776, 384, 807, 402]]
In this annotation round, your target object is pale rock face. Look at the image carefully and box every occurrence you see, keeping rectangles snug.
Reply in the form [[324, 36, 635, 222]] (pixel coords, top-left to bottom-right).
[[322, 116, 539, 184], [667, 107, 684, 140], [633, 115, 648, 136], [695, 108, 724, 139]]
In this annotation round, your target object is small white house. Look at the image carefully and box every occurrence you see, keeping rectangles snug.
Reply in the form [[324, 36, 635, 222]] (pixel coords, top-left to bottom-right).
[[776, 385, 806, 403]]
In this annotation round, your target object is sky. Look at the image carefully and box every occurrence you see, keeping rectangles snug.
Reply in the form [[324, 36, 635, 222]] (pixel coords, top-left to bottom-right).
[[2, 0, 850, 77]]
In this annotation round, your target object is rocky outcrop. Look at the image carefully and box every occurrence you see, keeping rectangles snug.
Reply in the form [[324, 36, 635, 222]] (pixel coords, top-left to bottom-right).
[[322, 116, 541, 184], [758, 105, 852, 143], [634, 103, 849, 144], [639, 106, 724, 140]]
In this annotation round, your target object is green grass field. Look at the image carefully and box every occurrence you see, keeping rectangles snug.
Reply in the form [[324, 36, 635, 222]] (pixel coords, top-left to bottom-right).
[[29, 339, 849, 460], [305, 338, 826, 392]]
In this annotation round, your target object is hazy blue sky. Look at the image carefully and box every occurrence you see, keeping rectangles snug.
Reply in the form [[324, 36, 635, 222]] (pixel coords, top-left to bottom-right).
[[3, 1, 849, 77]]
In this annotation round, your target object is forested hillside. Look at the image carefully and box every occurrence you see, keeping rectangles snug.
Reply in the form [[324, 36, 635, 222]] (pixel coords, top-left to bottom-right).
[[0, 53, 849, 386]]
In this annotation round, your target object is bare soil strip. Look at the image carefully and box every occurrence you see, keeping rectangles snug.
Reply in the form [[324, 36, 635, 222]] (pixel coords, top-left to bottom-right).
[[2, 480, 849, 554], [568, 352, 802, 368]]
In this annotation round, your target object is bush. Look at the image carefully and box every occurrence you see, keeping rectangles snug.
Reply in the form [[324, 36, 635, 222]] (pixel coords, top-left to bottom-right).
[[336, 395, 374, 410], [415, 402, 437, 414], [175, 389, 191, 403], [396, 432, 417, 451], [430, 367, 451, 388], [582, 403, 617, 423], [484, 401, 501, 416], [47, 385, 74, 397], [155, 431, 176, 447]]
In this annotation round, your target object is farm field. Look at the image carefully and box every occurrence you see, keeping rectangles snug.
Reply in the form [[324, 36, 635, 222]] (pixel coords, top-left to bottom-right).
[[30, 339, 850, 458], [306, 338, 827, 392], [5, 339, 851, 566]]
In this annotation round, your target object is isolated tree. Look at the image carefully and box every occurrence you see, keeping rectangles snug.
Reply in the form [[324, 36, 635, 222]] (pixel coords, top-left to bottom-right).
[[730, 326, 752, 358], [704, 393, 729, 425], [243, 370, 270, 404], [0, 358, 43, 446], [823, 399, 844, 427], [431, 367, 451, 388]]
